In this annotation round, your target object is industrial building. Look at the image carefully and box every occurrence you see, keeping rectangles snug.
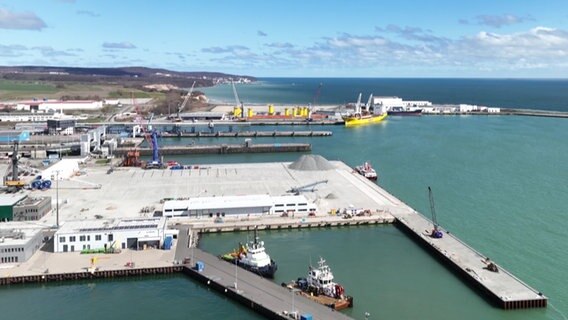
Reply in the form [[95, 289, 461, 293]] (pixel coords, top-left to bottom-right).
[[53, 217, 168, 253], [47, 119, 76, 135], [373, 96, 432, 109], [0, 222, 45, 264], [12, 196, 52, 221], [0, 194, 52, 222], [16, 100, 103, 112], [0, 111, 59, 123], [0, 194, 28, 222], [162, 194, 317, 218]]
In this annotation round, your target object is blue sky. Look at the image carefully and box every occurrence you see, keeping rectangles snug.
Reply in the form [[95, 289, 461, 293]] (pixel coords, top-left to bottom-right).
[[1, 0, 568, 77]]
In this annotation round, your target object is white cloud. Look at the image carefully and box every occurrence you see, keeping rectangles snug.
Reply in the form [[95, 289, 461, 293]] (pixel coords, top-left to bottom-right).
[[0, 8, 47, 30], [102, 42, 137, 49], [199, 25, 568, 75]]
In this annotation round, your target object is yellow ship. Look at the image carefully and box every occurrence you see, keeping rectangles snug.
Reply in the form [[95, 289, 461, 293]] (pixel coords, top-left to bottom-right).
[[344, 112, 387, 127], [343, 93, 387, 127]]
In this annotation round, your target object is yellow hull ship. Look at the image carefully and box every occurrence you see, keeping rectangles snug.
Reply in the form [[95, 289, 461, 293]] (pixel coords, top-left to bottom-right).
[[344, 112, 387, 127]]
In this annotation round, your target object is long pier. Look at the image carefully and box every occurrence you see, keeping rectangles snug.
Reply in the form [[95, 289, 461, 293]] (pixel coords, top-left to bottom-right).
[[115, 143, 311, 156], [159, 130, 333, 138], [175, 228, 352, 320], [391, 210, 547, 309]]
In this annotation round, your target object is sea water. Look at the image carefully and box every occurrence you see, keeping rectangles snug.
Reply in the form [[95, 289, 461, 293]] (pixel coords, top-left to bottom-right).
[[2, 79, 567, 320]]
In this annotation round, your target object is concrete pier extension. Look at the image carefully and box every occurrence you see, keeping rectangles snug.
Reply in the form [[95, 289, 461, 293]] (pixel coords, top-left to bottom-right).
[[392, 212, 547, 309], [175, 228, 353, 320], [115, 143, 311, 156]]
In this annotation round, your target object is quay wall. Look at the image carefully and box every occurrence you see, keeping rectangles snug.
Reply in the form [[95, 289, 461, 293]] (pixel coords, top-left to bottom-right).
[[393, 218, 547, 309], [0, 266, 183, 286], [181, 266, 286, 320], [115, 143, 311, 156]]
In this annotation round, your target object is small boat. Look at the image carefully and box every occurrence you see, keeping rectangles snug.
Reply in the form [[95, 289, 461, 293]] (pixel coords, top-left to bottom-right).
[[387, 106, 423, 116], [355, 162, 378, 181], [220, 229, 277, 278], [282, 257, 353, 310]]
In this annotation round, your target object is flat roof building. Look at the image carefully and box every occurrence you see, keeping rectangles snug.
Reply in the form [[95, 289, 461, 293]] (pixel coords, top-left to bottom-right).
[[54, 217, 167, 253], [163, 194, 316, 218], [0, 194, 28, 222], [0, 222, 45, 265], [13, 196, 52, 222]]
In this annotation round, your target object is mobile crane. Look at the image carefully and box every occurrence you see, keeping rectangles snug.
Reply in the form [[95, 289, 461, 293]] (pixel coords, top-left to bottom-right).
[[428, 186, 443, 239]]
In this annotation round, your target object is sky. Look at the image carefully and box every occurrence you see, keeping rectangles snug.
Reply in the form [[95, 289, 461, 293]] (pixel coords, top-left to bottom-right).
[[1, 0, 568, 77]]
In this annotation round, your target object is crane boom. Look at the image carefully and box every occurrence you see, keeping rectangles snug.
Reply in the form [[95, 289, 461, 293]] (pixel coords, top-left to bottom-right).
[[355, 93, 362, 114], [288, 180, 328, 194], [428, 186, 443, 238], [232, 81, 241, 106], [177, 81, 196, 119], [365, 94, 373, 113]]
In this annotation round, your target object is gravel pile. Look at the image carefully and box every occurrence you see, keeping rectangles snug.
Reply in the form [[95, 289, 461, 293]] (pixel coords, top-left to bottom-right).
[[288, 155, 335, 171]]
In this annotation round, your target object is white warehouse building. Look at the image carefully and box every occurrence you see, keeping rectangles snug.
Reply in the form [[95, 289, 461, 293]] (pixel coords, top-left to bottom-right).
[[373, 96, 432, 109], [163, 194, 317, 218], [16, 100, 103, 112], [54, 217, 168, 253]]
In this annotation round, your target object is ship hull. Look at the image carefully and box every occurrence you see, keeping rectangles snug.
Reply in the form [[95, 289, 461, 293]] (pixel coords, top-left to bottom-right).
[[344, 113, 387, 127], [222, 256, 278, 278], [387, 109, 422, 116]]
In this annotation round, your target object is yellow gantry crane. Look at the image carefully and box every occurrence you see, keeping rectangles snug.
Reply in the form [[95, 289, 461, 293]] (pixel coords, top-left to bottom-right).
[[3, 131, 30, 189]]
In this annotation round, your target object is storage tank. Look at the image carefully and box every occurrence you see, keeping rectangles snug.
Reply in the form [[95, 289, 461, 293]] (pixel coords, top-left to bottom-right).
[[284, 108, 291, 116], [247, 108, 254, 118], [268, 104, 275, 115]]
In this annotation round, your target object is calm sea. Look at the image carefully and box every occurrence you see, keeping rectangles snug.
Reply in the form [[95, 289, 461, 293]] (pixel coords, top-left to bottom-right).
[[200, 78, 568, 111], [2, 79, 567, 320]]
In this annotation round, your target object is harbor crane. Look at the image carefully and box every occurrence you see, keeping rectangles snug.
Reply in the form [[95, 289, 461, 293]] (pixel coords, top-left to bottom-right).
[[354, 93, 363, 115], [232, 80, 244, 118], [3, 131, 30, 190], [288, 180, 328, 194], [364, 94, 374, 113], [175, 81, 196, 121], [428, 186, 443, 239], [143, 113, 164, 169]]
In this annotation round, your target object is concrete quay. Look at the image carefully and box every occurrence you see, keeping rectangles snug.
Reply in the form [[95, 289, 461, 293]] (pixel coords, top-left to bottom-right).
[[22, 159, 547, 311], [114, 143, 311, 156], [392, 211, 547, 309], [159, 130, 333, 138], [182, 214, 395, 234]]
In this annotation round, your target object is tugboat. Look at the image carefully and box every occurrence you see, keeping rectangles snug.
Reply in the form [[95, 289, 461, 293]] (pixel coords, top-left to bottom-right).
[[282, 257, 354, 310], [355, 162, 378, 181], [220, 229, 277, 278]]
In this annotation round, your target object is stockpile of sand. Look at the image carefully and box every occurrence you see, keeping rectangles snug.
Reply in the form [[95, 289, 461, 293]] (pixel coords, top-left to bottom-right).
[[288, 155, 334, 171]]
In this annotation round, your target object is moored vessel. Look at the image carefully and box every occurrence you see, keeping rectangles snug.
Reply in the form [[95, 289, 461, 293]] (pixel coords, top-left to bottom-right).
[[355, 162, 378, 181], [387, 106, 423, 116], [282, 257, 353, 310], [220, 229, 277, 278], [344, 93, 387, 127]]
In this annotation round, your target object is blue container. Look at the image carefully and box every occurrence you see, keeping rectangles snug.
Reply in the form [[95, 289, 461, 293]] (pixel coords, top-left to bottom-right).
[[300, 314, 313, 320], [163, 236, 173, 250], [195, 261, 204, 272]]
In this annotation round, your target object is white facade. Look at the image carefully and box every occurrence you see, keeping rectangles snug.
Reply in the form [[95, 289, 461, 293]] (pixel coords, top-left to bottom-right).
[[487, 107, 501, 113], [373, 96, 432, 110], [17, 100, 103, 111], [54, 217, 167, 253], [0, 222, 44, 264], [0, 112, 60, 123], [163, 194, 317, 218]]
